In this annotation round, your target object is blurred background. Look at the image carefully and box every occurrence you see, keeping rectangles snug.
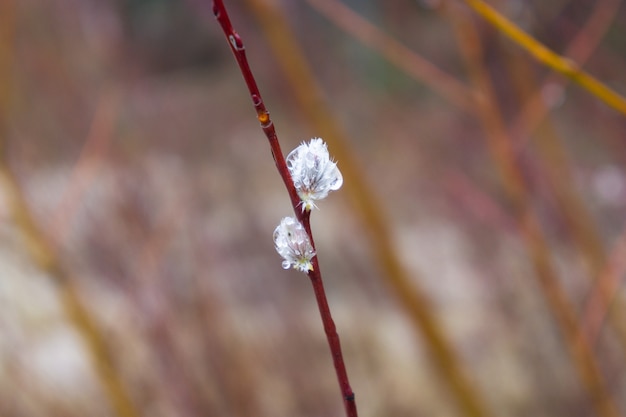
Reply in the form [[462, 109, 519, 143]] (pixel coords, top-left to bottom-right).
[[1, 0, 626, 416]]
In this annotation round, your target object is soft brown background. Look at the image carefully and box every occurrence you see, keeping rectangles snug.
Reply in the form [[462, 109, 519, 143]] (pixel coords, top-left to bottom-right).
[[2, 1, 626, 416]]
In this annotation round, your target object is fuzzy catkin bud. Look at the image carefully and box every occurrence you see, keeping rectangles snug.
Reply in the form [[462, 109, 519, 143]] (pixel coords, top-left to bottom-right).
[[273, 217, 316, 273], [286, 138, 343, 211]]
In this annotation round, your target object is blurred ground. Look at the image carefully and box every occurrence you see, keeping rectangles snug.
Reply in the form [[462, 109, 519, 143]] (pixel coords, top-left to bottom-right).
[[1, 1, 626, 417]]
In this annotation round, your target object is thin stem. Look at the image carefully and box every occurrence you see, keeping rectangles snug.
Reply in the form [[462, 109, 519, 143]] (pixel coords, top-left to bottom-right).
[[212, 1, 300, 213], [212, 2, 357, 416], [304, 212, 358, 417], [244, 1, 492, 416]]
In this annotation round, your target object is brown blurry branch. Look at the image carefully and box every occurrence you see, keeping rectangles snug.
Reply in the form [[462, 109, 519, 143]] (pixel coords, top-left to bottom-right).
[[306, 0, 477, 114], [500, 0, 626, 356], [246, 1, 493, 417], [0, 173, 139, 417], [0, 71, 138, 417], [446, 4, 621, 417], [0, 0, 14, 153], [51, 91, 119, 241], [581, 230, 626, 346], [130, 189, 214, 416], [308, 0, 626, 365], [505, 55, 606, 280]]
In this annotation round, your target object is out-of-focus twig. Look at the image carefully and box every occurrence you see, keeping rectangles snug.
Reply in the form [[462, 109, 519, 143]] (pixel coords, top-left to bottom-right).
[[510, 0, 623, 146], [581, 230, 626, 347], [505, 52, 606, 281], [0, 0, 14, 156], [0, 164, 140, 417], [245, 1, 493, 417], [50, 90, 119, 241], [446, 4, 621, 417], [130, 187, 214, 417], [443, 171, 516, 232], [0, 13, 138, 410], [501, 8, 626, 355], [306, 0, 477, 114], [461, 0, 626, 116]]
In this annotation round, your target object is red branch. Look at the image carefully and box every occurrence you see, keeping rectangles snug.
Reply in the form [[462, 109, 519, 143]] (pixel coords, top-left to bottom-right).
[[212, 2, 357, 417]]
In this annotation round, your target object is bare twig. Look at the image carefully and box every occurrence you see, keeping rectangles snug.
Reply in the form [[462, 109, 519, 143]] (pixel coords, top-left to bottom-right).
[[211, 2, 357, 416]]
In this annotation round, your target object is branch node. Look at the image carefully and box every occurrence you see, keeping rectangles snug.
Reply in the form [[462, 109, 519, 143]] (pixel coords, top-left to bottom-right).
[[228, 34, 244, 51], [258, 111, 270, 126]]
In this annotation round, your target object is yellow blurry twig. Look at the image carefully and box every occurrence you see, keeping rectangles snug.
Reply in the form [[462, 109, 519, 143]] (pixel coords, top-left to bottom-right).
[[246, 1, 492, 417], [510, 0, 623, 144], [446, 4, 621, 417], [462, 0, 626, 116]]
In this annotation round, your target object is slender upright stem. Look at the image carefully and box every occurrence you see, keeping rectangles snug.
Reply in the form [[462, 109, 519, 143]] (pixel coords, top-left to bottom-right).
[[212, 0, 299, 212], [212, 2, 357, 416], [302, 212, 358, 417]]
